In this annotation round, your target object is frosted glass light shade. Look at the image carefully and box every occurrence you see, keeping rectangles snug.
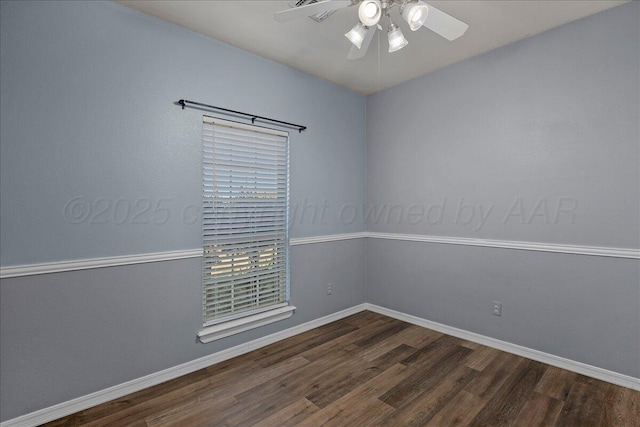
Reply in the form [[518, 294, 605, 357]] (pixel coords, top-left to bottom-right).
[[388, 24, 408, 52], [402, 1, 429, 31], [345, 22, 368, 49]]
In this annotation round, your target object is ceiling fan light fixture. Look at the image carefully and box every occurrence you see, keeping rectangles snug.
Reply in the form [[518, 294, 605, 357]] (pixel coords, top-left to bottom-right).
[[345, 22, 368, 49], [358, 0, 382, 27], [402, 1, 429, 31], [387, 22, 408, 52]]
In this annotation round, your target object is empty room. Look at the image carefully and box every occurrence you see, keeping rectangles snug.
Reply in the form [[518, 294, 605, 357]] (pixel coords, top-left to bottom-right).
[[0, 0, 638, 426]]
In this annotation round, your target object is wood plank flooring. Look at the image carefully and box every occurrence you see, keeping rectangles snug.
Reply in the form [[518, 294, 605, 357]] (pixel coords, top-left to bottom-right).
[[43, 311, 640, 426]]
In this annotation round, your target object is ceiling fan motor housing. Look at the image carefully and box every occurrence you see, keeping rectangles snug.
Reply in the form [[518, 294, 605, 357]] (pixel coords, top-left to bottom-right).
[[358, 0, 383, 27]]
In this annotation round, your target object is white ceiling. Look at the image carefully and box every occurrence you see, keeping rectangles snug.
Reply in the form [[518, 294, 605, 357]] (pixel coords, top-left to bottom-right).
[[117, 0, 628, 95]]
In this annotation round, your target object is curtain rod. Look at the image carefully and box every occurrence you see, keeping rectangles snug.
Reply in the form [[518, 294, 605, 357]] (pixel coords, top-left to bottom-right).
[[176, 99, 307, 133]]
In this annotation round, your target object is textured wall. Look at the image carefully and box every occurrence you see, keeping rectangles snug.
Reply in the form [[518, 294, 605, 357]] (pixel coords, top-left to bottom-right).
[[0, 0, 366, 421], [367, 239, 640, 377], [367, 3, 638, 248], [0, 0, 366, 266], [0, 240, 366, 420], [365, 2, 639, 377], [2, 0, 639, 422]]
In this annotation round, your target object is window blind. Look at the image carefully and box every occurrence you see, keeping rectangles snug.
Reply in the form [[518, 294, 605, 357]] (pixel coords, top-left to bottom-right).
[[202, 118, 290, 326]]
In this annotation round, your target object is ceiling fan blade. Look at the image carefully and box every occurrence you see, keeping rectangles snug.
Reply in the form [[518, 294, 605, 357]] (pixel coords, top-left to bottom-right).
[[422, 3, 469, 41], [275, 0, 352, 23], [347, 27, 375, 60]]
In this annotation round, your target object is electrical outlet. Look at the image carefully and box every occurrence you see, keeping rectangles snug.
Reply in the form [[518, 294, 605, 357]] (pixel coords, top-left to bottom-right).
[[326, 283, 333, 295], [492, 301, 502, 316]]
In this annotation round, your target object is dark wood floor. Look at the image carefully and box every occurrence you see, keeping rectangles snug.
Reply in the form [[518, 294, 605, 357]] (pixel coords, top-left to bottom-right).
[[44, 311, 639, 426]]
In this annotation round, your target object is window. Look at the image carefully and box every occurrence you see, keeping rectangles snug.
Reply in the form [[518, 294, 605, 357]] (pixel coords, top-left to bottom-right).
[[198, 117, 294, 343]]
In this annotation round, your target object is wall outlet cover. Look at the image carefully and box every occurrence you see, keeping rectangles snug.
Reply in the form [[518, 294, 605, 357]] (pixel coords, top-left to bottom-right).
[[492, 301, 502, 316]]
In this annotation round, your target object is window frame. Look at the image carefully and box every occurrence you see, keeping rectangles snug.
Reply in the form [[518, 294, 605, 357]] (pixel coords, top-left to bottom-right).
[[198, 116, 295, 343]]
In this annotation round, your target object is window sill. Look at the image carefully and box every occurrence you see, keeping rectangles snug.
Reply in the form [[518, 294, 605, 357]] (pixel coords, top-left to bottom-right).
[[197, 305, 296, 344]]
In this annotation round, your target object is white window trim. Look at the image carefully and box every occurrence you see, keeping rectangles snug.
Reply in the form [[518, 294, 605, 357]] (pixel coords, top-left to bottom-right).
[[198, 305, 296, 343], [199, 116, 293, 343]]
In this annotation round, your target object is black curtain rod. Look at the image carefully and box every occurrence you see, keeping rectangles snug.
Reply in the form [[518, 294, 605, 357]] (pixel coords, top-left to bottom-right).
[[177, 99, 307, 133]]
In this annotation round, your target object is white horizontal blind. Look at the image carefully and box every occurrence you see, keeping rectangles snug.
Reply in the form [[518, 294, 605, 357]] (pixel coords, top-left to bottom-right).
[[202, 118, 290, 326]]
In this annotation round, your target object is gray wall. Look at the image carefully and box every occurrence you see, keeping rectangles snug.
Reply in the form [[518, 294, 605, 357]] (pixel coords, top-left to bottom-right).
[[0, 0, 366, 266], [0, 240, 365, 420], [0, 0, 366, 421], [366, 2, 639, 377], [367, 239, 639, 377], [2, 0, 639, 422]]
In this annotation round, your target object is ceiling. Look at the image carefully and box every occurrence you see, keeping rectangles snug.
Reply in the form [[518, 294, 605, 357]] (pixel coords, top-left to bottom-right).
[[117, 1, 628, 95]]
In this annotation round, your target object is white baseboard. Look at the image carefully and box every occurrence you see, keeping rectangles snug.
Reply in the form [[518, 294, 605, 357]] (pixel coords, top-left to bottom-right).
[[3, 302, 638, 426], [0, 304, 367, 427], [364, 303, 640, 391]]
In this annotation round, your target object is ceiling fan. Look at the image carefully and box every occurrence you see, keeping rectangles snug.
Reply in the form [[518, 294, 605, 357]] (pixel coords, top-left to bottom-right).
[[275, 0, 469, 59]]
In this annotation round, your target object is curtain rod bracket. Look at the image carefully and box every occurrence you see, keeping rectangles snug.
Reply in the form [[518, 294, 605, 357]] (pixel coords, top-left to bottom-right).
[[176, 99, 306, 133]]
